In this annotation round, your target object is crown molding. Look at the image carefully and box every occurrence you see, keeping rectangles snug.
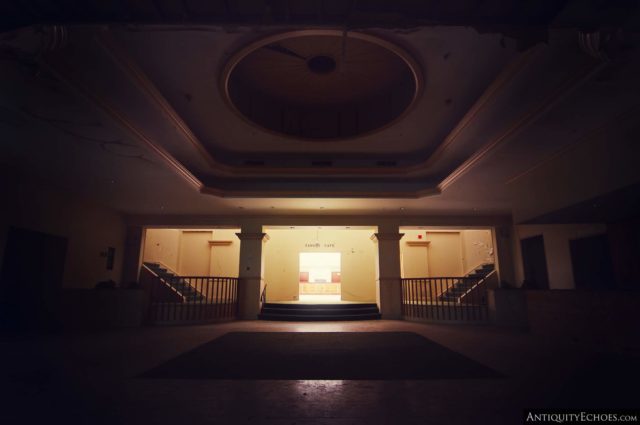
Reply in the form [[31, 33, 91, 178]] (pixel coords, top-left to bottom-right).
[[235, 232, 268, 241], [504, 105, 640, 186], [438, 58, 606, 192], [412, 46, 541, 173], [40, 53, 204, 191], [95, 33, 231, 173], [373, 233, 405, 241]]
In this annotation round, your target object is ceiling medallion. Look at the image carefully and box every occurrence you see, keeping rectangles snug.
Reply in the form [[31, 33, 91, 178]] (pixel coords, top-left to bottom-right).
[[222, 30, 422, 141]]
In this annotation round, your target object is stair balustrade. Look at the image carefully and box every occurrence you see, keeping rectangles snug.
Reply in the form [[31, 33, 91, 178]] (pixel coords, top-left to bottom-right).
[[140, 262, 238, 324], [400, 263, 496, 323]]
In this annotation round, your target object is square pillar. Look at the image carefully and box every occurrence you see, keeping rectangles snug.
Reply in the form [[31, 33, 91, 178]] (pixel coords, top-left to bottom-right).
[[494, 225, 516, 287], [236, 225, 267, 320], [121, 225, 144, 286], [373, 226, 404, 319]]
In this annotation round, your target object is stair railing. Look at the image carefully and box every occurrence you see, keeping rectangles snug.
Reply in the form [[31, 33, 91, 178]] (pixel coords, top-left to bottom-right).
[[140, 264, 185, 303], [457, 270, 498, 305], [400, 275, 492, 322], [260, 284, 267, 309], [140, 263, 239, 324]]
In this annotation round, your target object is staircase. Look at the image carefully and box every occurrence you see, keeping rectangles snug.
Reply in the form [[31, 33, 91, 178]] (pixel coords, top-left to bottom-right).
[[258, 303, 381, 321], [438, 263, 495, 303], [143, 262, 206, 302]]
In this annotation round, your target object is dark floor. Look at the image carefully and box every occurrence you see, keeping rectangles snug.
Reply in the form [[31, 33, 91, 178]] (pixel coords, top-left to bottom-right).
[[1, 320, 638, 425]]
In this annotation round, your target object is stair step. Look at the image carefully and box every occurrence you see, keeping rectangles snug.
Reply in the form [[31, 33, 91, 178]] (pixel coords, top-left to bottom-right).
[[262, 303, 377, 309], [262, 308, 380, 315], [259, 303, 380, 321], [258, 313, 381, 322]]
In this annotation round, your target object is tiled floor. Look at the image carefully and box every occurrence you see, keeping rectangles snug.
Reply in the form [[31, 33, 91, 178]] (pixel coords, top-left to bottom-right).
[[1, 320, 636, 424]]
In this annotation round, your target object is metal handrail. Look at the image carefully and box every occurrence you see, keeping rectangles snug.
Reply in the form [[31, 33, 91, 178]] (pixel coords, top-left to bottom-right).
[[140, 264, 239, 324], [260, 284, 267, 307], [400, 275, 491, 322]]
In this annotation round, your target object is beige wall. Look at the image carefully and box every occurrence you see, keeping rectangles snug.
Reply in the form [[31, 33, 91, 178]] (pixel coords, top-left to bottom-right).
[[143, 229, 181, 271], [513, 224, 607, 289], [210, 229, 240, 277], [401, 241, 429, 278], [0, 183, 126, 288], [461, 229, 494, 273], [426, 232, 463, 277], [401, 229, 494, 278], [179, 231, 211, 276], [142, 228, 240, 277], [263, 228, 377, 302]]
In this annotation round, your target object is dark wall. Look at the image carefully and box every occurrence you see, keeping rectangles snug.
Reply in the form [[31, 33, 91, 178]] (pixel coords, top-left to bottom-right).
[[0, 226, 67, 330], [607, 218, 640, 289]]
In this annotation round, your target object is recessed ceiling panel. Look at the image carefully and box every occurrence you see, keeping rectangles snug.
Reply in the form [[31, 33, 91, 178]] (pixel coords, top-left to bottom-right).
[[222, 30, 421, 140]]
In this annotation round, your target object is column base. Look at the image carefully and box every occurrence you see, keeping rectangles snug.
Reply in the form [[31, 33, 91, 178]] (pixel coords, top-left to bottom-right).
[[237, 277, 263, 320], [378, 278, 402, 319]]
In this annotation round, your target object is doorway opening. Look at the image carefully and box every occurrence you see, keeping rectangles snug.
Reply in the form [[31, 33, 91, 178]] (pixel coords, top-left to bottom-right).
[[570, 234, 615, 289], [299, 252, 341, 302], [262, 225, 377, 303], [520, 235, 550, 289]]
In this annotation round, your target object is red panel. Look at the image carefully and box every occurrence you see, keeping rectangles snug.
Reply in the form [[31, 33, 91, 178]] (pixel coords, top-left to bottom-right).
[[299, 271, 309, 282], [331, 272, 341, 283]]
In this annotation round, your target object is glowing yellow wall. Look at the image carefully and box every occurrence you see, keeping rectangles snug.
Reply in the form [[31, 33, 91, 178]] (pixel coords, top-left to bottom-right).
[[461, 229, 494, 272], [210, 229, 240, 278], [144, 229, 181, 271], [263, 228, 377, 302], [143, 228, 239, 277], [401, 229, 494, 278]]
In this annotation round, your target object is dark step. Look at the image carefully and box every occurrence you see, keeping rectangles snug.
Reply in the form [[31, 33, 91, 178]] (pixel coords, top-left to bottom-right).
[[262, 307, 380, 315], [262, 303, 377, 310], [258, 313, 381, 321], [259, 302, 380, 321]]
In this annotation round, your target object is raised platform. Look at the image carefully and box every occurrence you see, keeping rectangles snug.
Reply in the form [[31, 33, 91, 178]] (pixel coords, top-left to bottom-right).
[[258, 302, 381, 321]]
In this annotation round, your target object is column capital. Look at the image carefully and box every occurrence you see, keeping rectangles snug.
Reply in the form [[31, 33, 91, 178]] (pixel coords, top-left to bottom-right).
[[372, 233, 405, 241], [235, 232, 269, 241]]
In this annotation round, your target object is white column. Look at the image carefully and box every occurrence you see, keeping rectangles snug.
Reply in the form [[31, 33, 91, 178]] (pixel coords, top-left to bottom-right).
[[236, 224, 267, 320], [373, 225, 404, 319]]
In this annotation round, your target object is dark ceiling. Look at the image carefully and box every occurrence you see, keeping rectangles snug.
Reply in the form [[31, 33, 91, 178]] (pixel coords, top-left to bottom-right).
[[1, 0, 638, 32], [2, 1, 638, 58], [0, 0, 570, 29], [524, 183, 640, 224]]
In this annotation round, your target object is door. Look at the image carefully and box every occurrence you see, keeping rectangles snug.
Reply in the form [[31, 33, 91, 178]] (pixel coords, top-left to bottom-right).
[[427, 232, 463, 277], [299, 252, 341, 299], [570, 234, 615, 289], [0, 226, 67, 330], [520, 235, 549, 289]]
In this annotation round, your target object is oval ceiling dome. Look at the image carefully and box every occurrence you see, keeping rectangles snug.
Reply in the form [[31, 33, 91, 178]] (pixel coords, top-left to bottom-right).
[[222, 30, 422, 140]]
